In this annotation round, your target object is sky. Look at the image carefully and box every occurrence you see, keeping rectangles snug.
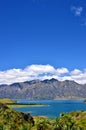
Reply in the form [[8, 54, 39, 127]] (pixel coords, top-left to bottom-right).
[[0, 0, 86, 84]]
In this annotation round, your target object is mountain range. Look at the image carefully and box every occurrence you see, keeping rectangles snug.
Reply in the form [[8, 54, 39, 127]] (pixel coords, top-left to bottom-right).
[[0, 78, 86, 100]]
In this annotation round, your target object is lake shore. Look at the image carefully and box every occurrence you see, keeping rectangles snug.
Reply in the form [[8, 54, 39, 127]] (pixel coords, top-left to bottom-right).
[[0, 98, 48, 108], [7, 103, 48, 108]]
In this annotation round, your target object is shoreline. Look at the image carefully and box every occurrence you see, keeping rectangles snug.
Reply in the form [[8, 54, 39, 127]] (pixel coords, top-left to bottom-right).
[[6, 103, 48, 108]]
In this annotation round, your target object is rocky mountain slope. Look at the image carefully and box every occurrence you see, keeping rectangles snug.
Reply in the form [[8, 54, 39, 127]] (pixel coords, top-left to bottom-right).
[[0, 78, 86, 99]]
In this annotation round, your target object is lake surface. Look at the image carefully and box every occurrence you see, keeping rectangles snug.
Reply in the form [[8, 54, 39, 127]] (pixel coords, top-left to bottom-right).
[[13, 100, 86, 119]]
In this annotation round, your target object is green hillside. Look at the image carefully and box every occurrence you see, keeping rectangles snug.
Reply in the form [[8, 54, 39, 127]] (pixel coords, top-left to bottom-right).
[[0, 99, 86, 130], [0, 103, 34, 130], [0, 98, 14, 104]]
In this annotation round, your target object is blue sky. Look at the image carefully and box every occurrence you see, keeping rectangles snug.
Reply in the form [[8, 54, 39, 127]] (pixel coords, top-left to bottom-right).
[[0, 0, 86, 84]]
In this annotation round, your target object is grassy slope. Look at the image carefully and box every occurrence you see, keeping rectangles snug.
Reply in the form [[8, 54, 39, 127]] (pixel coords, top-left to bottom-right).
[[0, 102, 34, 130], [0, 98, 86, 130], [0, 98, 14, 103], [32, 111, 86, 130]]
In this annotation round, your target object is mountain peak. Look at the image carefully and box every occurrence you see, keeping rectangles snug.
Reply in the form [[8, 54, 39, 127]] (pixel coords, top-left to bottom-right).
[[0, 79, 86, 100]]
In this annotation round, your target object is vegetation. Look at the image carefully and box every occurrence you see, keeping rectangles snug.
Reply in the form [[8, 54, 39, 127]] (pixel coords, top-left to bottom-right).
[[0, 98, 46, 109], [0, 98, 14, 104], [0, 103, 34, 130], [32, 111, 86, 130], [0, 99, 86, 130]]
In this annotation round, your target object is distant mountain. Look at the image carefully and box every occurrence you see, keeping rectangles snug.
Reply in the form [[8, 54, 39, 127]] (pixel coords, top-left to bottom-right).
[[0, 78, 86, 99]]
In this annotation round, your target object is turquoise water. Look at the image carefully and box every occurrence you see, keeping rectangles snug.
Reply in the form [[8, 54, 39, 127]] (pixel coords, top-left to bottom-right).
[[13, 100, 86, 119]]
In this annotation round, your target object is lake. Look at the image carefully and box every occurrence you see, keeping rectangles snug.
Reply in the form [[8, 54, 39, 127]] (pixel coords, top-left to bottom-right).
[[13, 100, 86, 119]]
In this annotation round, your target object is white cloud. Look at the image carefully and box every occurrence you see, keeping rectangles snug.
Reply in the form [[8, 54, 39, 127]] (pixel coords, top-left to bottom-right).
[[71, 6, 83, 16], [70, 69, 82, 75], [25, 64, 55, 75], [70, 69, 86, 84], [56, 68, 69, 75], [0, 64, 86, 85]]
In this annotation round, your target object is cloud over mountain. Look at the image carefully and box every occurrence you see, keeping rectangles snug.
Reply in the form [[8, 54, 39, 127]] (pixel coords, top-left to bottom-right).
[[0, 64, 86, 85]]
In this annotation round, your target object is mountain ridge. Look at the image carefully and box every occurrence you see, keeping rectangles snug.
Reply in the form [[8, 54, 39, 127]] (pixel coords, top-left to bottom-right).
[[0, 78, 86, 100]]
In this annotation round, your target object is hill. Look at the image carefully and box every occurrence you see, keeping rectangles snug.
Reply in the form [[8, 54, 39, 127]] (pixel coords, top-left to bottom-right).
[[0, 98, 14, 104], [0, 102, 86, 129], [0, 102, 34, 130], [0, 79, 86, 99]]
